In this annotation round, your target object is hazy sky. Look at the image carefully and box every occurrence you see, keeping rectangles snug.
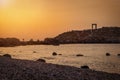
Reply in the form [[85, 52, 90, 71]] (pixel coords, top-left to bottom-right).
[[0, 0, 120, 40]]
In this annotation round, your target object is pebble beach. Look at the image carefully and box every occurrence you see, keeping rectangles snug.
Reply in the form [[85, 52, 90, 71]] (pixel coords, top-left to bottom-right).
[[0, 56, 120, 80]]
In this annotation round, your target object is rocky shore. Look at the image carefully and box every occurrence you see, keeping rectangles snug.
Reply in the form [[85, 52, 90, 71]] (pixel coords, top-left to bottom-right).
[[0, 57, 120, 80]]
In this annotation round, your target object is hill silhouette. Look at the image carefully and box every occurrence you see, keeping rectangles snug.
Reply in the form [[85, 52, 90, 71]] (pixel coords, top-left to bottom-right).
[[0, 27, 120, 47], [50, 27, 120, 44]]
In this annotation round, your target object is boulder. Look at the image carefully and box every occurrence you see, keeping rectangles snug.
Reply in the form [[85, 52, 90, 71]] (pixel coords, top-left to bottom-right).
[[81, 65, 89, 69], [3, 54, 12, 58], [76, 54, 84, 57], [52, 52, 57, 56], [58, 54, 62, 55], [37, 59, 46, 63], [33, 51, 37, 53], [106, 53, 110, 56], [117, 54, 120, 56]]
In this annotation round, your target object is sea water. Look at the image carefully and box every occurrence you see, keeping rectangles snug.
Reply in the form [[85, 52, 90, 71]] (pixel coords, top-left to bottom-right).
[[0, 44, 120, 74]]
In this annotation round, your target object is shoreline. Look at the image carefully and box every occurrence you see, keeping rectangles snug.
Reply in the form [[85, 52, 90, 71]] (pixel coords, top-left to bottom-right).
[[1, 43, 120, 47], [0, 57, 120, 80]]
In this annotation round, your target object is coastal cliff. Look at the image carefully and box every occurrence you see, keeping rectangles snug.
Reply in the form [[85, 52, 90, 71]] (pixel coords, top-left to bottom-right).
[[53, 27, 120, 44]]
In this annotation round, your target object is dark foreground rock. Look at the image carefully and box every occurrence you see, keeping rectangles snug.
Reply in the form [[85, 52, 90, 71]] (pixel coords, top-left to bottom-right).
[[106, 53, 110, 56], [76, 54, 84, 57], [117, 54, 120, 56], [0, 57, 120, 80], [81, 65, 89, 69], [52, 52, 57, 56], [37, 59, 46, 63], [3, 54, 12, 58]]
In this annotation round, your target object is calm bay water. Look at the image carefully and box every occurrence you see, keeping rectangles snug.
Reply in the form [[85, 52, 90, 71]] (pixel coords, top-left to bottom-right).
[[0, 44, 120, 74]]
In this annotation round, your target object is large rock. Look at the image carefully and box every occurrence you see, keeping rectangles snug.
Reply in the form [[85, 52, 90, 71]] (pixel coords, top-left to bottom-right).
[[106, 53, 110, 56], [37, 59, 46, 63], [117, 54, 120, 56], [58, 54, 62, 55], [81, 65, 89, 69], [52, 52, 57, 56], [3, 54, 12, 58], [76, 54, 84, 57]]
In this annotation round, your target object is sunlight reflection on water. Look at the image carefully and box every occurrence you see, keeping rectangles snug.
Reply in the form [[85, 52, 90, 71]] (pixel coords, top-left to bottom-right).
[[0, 44, 120, 74]]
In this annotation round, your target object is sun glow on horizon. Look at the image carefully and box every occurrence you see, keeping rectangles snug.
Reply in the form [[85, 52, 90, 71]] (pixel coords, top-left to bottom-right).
[[0, 0, 16, 8]]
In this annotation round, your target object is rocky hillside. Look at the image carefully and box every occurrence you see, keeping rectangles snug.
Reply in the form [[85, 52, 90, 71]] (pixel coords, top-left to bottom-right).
[[54, 27, 120, 43]]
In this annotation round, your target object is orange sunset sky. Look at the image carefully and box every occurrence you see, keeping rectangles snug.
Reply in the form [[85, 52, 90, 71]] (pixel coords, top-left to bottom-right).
[[0, 0, 120, 40]]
